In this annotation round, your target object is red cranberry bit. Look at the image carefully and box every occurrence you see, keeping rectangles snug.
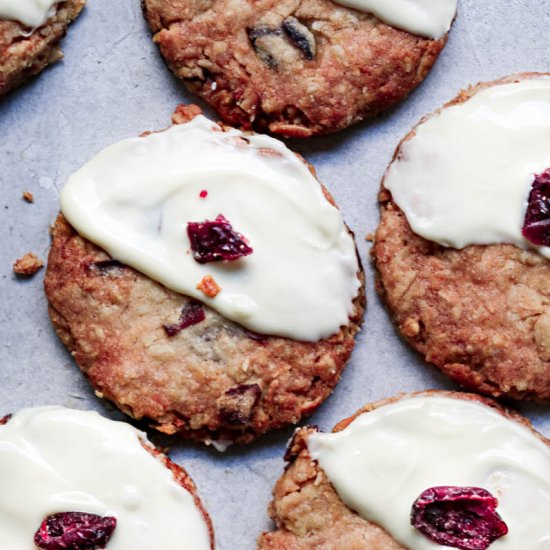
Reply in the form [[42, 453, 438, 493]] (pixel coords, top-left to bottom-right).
[[34, 512, 117, 550], [187, 214, 253, 263], [411, 486, 508, 550], [218, 383, 262, 425], [199, 190, 208, 199], [523, 168, 550, 246], [164, 301, 205, 336]]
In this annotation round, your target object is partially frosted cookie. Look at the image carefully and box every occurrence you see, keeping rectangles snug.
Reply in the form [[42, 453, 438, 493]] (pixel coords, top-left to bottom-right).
[[259, 391, 550, 549], [142, 0, 456, 137], [0, 0, 85, 97], [373, 74, 550, 401], [0, 407, 213, 549], [44, 106, 365, 445]]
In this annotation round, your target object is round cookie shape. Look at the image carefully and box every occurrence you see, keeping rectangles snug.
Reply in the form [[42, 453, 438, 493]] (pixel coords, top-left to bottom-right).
[[373, 73, 550, 401], [141, 0, 452, 138], [258, 391, 550, 549], [44, 105, 365, 444], [59, 112, 361, 342], [0, 407, 214, 549], [0, 0, 84, 98]]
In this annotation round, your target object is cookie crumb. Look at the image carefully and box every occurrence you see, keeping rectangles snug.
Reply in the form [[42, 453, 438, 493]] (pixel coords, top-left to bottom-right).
[[197, 275, 221, 298], [365, 232, 374, 242], [172, 104, 203, 125], [402, 317, 420, 337], [22, 191, 34, 203], [13, 252, 44, 276]]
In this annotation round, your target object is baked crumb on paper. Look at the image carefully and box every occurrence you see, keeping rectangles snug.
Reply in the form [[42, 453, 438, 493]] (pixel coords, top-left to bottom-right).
[[13, 253, 44, 276]]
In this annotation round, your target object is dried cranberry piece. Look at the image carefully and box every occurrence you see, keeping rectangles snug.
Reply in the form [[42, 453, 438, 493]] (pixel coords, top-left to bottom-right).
[[282, 17, 316, 60], [247, 26, 282, 69], [218, 383, 262, 425], [164, 301, 205, 336], [523, 168, 550, 246], [34, 512, 117, 550], [187, 214, 253, 263], [87, 259, 124, 276], [411, 486, 508, 550]]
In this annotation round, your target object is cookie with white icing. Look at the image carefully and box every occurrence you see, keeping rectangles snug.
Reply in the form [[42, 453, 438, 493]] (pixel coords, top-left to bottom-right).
[[259, 391, 550, 549], [0, 0, 85, 98], [44, 105, 365, 444], [141, 0, 455, 137], [373, 73, 550, 401], [0, 407, 214, 549]]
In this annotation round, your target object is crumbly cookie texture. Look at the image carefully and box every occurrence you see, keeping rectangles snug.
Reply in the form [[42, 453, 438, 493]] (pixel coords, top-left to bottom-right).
[[44, 107, 365, 444], [13, 252, 43, 275], [142, 0, 447, 137], [0, 0, 85, 98], [373, 73, 550, 402], [258, 391, 549, 549]]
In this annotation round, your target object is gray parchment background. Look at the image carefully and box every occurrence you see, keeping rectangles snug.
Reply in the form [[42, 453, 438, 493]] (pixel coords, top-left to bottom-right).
[[1, 1, 549, 548]]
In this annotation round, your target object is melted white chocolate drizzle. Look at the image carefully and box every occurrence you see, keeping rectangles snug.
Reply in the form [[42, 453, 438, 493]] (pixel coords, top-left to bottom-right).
[[61, 115, 360, 341], [0, 0, 58, 28], [0, 407, 211, 550], [385, 78, 550, 260], [308, 395, 550, 549], [331, 0, 456, 39]]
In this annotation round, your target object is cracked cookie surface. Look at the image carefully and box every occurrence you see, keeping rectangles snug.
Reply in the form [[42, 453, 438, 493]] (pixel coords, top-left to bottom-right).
[[44, 107, 365, 444], [142, 0, 448, 137], [0, 0, 85, 98], [372, 74, 550, 402]]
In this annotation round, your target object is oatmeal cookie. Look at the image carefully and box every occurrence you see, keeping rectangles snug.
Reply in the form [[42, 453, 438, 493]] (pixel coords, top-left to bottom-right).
[[0, 408, 214, 549], [141, 0, 450, 137], [373, 74, 550, 401], [44, 107, 365, 445], [258, 391, 550, 549], [0, 1, 85, 98]]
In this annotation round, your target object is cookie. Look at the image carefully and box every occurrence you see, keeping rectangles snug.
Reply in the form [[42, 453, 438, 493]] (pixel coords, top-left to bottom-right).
[[258, 391, 550, 549], [141, 0, 454, 137], [44, 105, 365, 445], [372, 74, 550, 401], [0, 407, 214, 549], [0, 0, 85, 98]]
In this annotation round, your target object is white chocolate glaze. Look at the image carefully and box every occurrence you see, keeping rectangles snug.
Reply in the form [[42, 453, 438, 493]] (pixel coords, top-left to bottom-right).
[[61, 115, 360, 341], [331, 0, 456, 39], [0, 407, 211, 550], [308, 395, 550, 549], [0, 0, 58, 28], [385, 78, 550, 260]]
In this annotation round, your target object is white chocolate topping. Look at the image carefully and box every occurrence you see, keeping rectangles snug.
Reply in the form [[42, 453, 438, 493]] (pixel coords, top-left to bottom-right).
[[0, 0, 58, 28], [331, 0, 456, 39], [0, 407, 211, 550], [61, 115, 360, 342], [308, 396, 550, 549], [384, 78, 550, 260]]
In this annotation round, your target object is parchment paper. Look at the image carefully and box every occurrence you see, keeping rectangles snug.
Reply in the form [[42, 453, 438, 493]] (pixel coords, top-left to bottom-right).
[[1, 1, 549, 548]]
